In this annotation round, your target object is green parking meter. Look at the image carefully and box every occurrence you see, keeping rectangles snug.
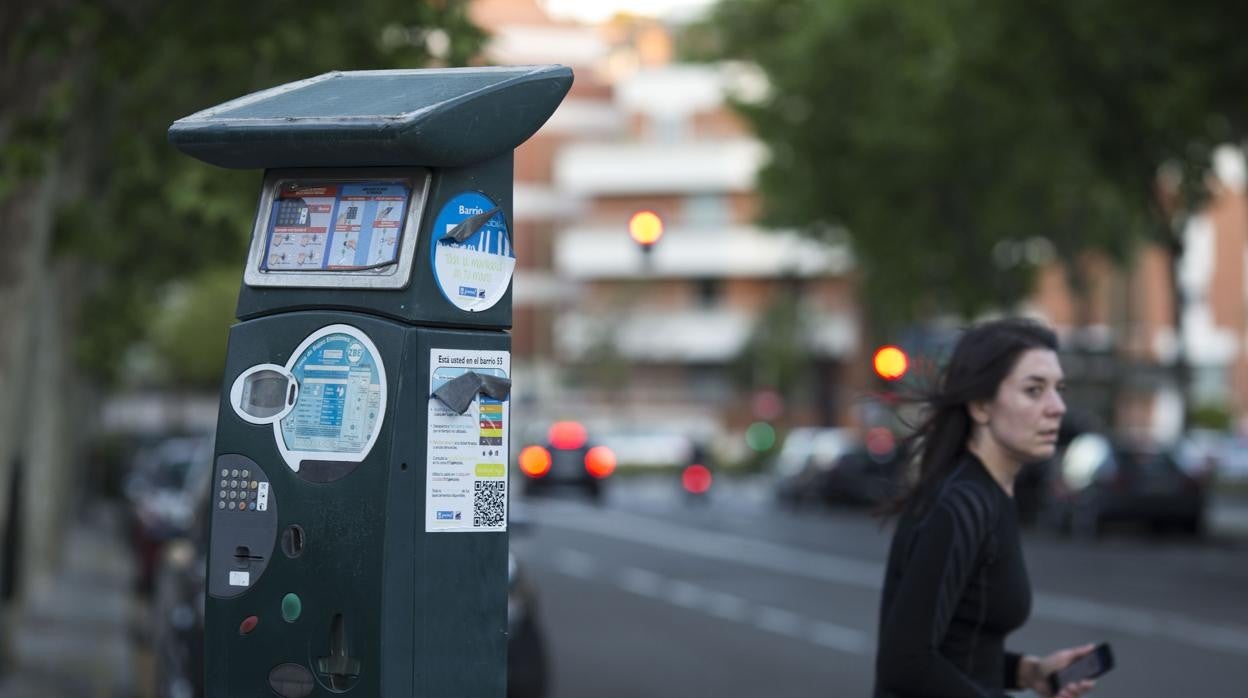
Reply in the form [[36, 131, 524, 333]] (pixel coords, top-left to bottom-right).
[[168, 66, 572, 697]]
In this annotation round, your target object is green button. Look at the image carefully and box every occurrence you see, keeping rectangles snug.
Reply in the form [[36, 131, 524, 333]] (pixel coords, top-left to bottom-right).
[[281, 593, 302, 622]]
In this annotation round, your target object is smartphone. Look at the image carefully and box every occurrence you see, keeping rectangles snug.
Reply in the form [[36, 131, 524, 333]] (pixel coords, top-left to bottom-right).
[[1048, 643, 1114, 693]]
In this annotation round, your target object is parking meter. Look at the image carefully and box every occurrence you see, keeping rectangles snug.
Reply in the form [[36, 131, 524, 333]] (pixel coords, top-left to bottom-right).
[[168, 66, 571, 697]]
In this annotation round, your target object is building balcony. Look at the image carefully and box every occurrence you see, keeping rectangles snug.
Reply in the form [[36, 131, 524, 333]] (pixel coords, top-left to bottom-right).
[[554, 307, 857, 363], [554, 225, 852, 279], [554, 138, 765, 196]]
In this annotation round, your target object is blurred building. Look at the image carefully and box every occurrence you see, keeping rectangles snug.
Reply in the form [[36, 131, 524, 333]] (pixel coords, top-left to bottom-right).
[[471, 0, 861, 442], [1027, 146, 1248, 442]]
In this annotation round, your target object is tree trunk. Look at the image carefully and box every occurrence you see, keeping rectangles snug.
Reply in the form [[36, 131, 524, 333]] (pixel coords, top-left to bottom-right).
[[0, 162, 58, 670]]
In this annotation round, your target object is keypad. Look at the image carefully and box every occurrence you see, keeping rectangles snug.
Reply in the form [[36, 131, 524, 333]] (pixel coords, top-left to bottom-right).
[[218, 476, 265, 514]]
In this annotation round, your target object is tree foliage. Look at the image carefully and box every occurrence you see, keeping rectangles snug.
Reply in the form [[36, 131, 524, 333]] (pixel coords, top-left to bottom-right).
[[3, 0, 485, 386], [692, 0, 1248, 332]]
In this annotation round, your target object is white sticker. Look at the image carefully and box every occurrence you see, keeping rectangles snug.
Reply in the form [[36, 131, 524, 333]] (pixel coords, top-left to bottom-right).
[[229, 571, 250, 587], [426, 348, 509, 533], [257, 482, 269, 512], [433, 243, 517, 312]]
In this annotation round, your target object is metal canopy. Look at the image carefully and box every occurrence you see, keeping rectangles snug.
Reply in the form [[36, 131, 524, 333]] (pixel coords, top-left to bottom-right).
[[168, 65, 573, 169]]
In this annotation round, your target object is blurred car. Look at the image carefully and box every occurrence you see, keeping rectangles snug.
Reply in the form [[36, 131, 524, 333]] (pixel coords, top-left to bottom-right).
[[1174, 428, 1225, 480], [818, 430, 906, 507], [772, 427, 854, 508], [152, 537, 207, 698], [505, 549, 549, 698], [1046, 433, 1207, 538], [1207, 432, 1248, 482], [517, 421, 616, 502], [123, 433, 214, 595]]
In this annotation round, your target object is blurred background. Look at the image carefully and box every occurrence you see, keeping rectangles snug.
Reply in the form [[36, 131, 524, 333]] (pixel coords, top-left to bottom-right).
[[4, 0, 1248, 696]]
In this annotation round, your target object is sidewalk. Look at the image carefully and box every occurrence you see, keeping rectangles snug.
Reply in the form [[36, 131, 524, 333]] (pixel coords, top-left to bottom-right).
[[0, 499, 138, 698]]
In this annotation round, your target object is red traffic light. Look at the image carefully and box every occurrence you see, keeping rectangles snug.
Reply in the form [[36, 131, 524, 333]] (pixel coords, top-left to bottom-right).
[[681, 464, 713, 494], [873, 345, 909, 381]]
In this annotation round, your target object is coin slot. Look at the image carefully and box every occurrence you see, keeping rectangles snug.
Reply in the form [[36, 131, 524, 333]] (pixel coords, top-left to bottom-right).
[[281, 524, 305, 558]]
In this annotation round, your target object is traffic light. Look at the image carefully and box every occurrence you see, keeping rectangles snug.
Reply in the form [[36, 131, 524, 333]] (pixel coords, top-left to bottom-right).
[[872, 345, 909, 382], [628, 210, 664, 251]]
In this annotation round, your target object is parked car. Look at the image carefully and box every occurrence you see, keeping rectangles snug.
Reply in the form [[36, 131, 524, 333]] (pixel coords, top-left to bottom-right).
[[124, 433, 214, 595], [517, 421, 616, 502], [505, 549, 549, 698], [819, 437, 906, 506], [1045, 433, 1207, 538], [772, 427, 855, 508], [152, 537, 207, 698]]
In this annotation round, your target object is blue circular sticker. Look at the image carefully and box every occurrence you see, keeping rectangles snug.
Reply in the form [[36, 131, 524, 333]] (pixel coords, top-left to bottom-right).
[[429, 191, 515, 312]]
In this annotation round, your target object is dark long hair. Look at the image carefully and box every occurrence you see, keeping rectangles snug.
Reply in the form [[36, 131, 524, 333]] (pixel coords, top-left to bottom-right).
[[881, 317, 1059, 519]]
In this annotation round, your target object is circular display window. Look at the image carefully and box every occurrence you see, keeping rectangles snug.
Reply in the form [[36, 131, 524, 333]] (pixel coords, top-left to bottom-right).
[[275, 325, 387, 473], [230, 364, 298, 425]]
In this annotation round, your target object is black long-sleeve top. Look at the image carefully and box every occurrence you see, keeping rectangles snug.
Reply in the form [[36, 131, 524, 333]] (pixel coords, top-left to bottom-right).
[[874, 453, 1032, 697]]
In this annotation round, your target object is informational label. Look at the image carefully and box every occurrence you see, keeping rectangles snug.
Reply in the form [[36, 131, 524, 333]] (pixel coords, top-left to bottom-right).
[[426, 349, 510, 532], [229, 571, 250, 587], [276, 325, 387, 472], [257, 482, 270, 512], [430, 191, 516, 312], [263, 180, 409, 271]]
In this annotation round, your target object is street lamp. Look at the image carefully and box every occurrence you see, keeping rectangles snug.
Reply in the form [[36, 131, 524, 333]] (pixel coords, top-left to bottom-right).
[[628, 210, 664, 259]]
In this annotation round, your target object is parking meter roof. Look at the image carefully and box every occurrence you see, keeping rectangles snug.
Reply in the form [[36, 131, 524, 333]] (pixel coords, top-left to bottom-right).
[[169, 65, 573, 169]]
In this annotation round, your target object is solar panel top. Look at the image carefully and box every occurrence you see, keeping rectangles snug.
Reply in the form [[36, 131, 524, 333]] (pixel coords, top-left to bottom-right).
[[169, 65, 573, 169]]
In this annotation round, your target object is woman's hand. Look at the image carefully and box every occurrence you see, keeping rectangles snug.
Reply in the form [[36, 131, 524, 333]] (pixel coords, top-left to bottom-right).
[[1018, 644, 1097, 697]]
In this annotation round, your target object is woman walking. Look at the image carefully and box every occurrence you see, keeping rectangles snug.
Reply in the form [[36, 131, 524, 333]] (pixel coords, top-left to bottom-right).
[[874, 318, 1096, 697]]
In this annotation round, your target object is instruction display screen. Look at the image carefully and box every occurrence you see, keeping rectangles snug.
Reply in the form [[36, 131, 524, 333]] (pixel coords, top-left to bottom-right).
[[280, 327, 385, 459], [426, 349, 510, 532], [262, 180, 410, 272]]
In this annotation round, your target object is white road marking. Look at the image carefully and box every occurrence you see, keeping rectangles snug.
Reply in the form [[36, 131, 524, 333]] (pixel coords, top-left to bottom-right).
[[705, 591, 750, 623], [810, 621, 873, 654], [618, 567, 664, 598], [666, 580, 706, 610], [552, 547, 596, 580], [550, 548, 871, 655], [754, 606, 804, 638], [533, 500, 1248, 657]]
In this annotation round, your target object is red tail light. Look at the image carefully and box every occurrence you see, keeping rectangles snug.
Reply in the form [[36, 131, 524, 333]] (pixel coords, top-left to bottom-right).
[[584, 446, 616, 479], [548, 421, 588, 450], [519, 445, 552, 478], [682, 464, 712, 494]]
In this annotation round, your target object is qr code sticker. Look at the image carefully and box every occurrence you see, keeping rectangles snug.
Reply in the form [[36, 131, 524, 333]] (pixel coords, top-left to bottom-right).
[[473, 480, 506, 528]]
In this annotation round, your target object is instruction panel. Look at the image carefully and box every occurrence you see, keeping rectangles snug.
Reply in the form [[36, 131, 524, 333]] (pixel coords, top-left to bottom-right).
[[263, 180, 410, 271], [426, 349, 510, 532], [279, 326, 385, 465]]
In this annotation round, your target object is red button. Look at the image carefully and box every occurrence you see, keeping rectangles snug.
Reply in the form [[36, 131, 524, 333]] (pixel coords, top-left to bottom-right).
[[240, 615, 259, 635]]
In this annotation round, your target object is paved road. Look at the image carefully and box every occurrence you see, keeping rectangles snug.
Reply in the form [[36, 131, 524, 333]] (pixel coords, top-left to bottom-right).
[[513, 476, 1248, 697]]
